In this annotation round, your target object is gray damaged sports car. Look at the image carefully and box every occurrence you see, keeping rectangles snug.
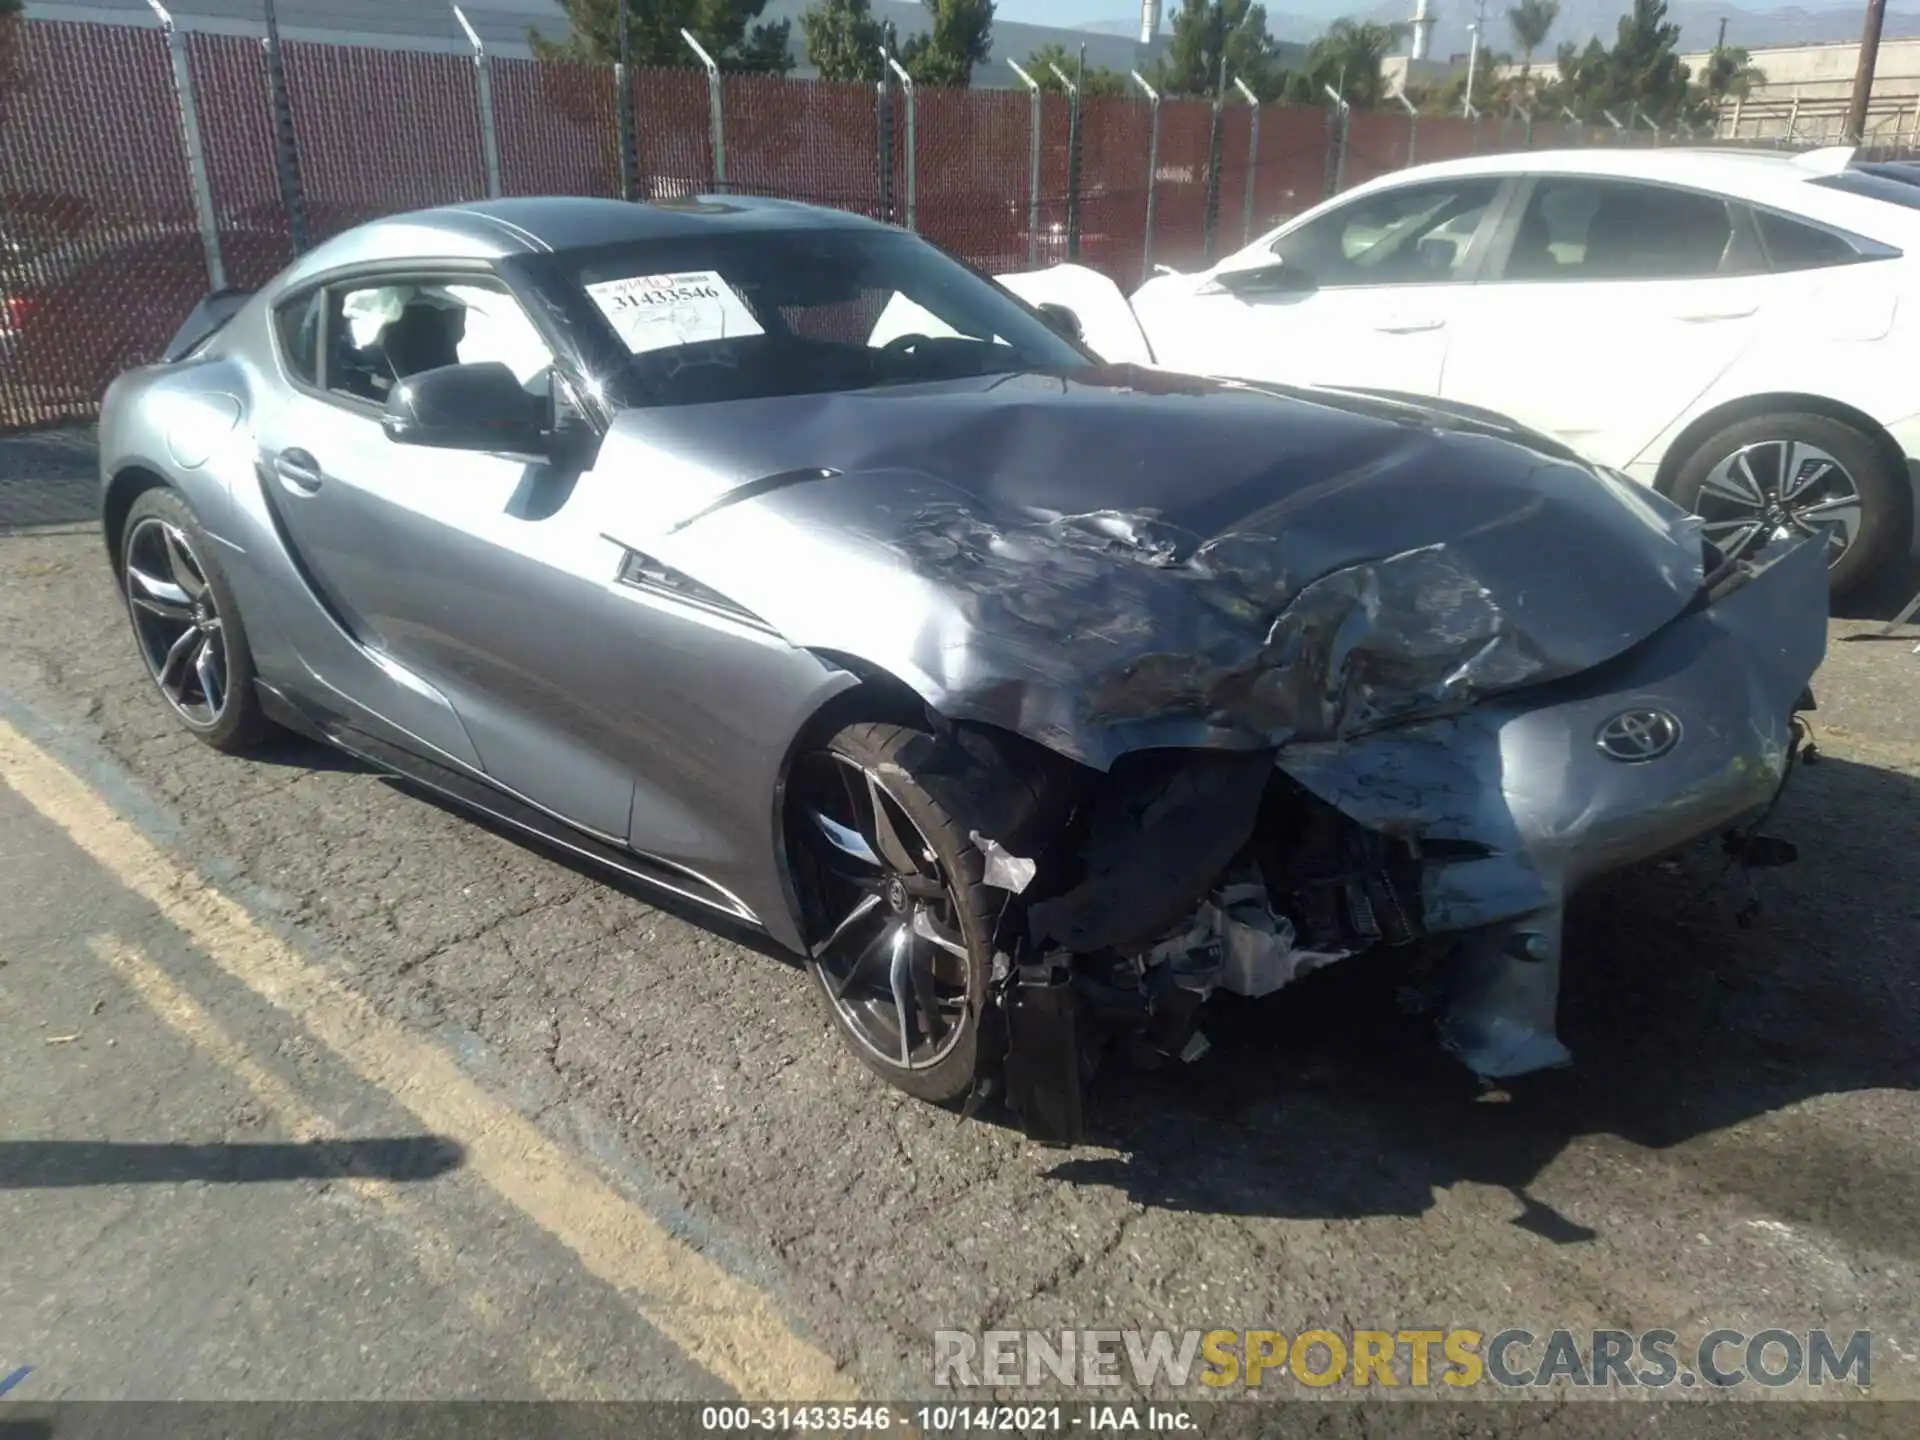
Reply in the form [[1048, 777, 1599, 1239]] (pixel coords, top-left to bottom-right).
[[100, 197, 1827, 1141]]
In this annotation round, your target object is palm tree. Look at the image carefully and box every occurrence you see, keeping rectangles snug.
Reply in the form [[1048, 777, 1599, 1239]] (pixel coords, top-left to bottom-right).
[[1298, 18, 1409, 108], [1701, 44, 1764, 103], [1506, 0, 1559, 92]]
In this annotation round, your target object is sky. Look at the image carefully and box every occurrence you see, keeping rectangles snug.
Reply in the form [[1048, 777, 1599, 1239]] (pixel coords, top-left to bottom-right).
[[994, 2, 1152, 25]]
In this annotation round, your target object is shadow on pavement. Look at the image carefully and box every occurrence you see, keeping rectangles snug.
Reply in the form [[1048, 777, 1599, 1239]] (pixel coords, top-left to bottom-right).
[[0, 426, 96, 533], [1045, 754, 1920, 1253], [0, 1136, 464, 1189]]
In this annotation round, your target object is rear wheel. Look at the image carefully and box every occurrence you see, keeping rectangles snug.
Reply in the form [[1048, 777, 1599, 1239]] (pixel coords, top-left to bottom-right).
[[788, 722, 998, 1104], [1668, 413, 1910, 602], [120, 487, 272, 753]]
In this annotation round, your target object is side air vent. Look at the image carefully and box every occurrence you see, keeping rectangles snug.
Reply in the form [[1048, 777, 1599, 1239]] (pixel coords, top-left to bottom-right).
[[616, 549, 776, 634]]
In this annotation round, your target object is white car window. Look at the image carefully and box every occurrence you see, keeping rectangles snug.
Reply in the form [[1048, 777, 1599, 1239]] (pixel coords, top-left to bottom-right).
[[1268, 179, 1501, 289], [1502, 179, 1747, 283]]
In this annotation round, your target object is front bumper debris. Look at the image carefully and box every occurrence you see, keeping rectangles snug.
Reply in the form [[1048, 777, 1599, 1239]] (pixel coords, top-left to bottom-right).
[[991, 536, 1829, 1132]]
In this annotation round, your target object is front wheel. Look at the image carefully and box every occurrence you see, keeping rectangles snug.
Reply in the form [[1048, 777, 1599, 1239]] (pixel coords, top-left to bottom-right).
[[788, 722, 1000, 1105], [1668, 413, 1911, 603]]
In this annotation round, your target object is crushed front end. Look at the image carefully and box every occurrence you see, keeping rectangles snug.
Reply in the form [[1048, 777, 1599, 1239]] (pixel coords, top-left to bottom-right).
[[971, 534, 1829, 1142]]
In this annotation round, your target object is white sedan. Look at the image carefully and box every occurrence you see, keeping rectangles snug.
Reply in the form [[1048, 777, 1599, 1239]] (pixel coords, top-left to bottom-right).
[[1003, 145, 1920, 599]]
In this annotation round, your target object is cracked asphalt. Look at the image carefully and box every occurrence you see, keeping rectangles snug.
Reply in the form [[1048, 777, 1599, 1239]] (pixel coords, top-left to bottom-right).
[[3, 441, 1919, 1428]]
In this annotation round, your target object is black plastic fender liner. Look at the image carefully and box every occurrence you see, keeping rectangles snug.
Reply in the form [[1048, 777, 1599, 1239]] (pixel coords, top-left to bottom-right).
[[1002, 957, 1087, 1146], [1026, 749, 1275, 955]]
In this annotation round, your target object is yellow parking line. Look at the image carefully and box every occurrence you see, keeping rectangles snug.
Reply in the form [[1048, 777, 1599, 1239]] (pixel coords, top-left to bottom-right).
[[85, 932, 606, 1400], [0, 719, 854, 1402]]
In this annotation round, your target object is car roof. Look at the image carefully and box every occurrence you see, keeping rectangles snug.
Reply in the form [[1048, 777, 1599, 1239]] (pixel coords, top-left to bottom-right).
[[1368, 145, 1858, 196], [1305, 143, 1920, 248], [273, 194, 887, 292]]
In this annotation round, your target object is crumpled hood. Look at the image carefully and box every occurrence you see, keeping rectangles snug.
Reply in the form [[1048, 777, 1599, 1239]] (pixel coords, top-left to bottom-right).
[[606, 367, 1710, 768]]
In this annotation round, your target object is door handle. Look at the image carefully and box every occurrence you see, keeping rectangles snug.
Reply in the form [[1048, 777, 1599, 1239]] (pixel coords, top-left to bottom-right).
[[272, 448, 324, 494], [1676, 306, 1758, 323], [1374, 316, 1445, 334]]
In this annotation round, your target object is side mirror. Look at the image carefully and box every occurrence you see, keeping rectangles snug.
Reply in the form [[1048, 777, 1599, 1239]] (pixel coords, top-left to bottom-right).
[[382, 361, 550, 459], [1212, 257, 1314, 296], [1036, 301, 1084, 343]]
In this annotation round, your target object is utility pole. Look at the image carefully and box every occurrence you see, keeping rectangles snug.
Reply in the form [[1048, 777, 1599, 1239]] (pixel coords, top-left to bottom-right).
[[1844, 0, 1888, 143]]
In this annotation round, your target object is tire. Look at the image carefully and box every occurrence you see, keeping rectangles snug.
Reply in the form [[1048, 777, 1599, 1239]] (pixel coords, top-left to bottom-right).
[[1668, 412, 1911, 603], [791, 721, 1000, 1105], [120, 487, 273, 753]]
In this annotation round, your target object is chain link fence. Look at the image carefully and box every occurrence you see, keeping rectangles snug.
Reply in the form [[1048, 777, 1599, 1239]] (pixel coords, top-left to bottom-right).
[[0, 21, 203, 430], [5, 13, 1917, 432], [282, 41, 488, 241], [493, 56, 620, 200], [186, 31, 297, 289]]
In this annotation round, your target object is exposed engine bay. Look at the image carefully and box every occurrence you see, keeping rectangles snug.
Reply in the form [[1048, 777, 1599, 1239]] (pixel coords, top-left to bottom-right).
[[881, 528, 1829, 1145]]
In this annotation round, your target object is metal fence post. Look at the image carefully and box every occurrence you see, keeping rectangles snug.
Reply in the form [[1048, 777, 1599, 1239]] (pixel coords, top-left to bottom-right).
[[1132, 70, 1160, 284], [1390, 87, 1416, 167], [1234, 78, 1259, 246], [452, 5, 501, 197], [1203, 92, 1224, 262], [260, 0, 309, 251], [875, 64, 894, 223], [1049, 61, 1080, 261], [613, 0, 635, 200], [886, 51, 916, 230], [682, 29, 725, 192], [146, 0, 224, 289], [1322, 86, 1349, 196], [1009, 60, 1042, 267]]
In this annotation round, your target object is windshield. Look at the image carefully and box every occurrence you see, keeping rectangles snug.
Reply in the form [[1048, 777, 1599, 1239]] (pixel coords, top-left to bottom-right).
[[511, 226, 1091, 409]]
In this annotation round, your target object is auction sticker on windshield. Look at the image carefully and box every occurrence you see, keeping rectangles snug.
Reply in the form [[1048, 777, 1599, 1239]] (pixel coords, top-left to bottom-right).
[[586, 271, 765, 354]]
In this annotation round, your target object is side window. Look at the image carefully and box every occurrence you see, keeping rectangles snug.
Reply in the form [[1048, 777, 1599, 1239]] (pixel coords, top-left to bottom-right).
[[1268, 179, 1502, 288], [274, 289, 321, 386], [1753, 209, 1861, 271], [322, 278, 554, 407], [1503, 179, 1739, 282]]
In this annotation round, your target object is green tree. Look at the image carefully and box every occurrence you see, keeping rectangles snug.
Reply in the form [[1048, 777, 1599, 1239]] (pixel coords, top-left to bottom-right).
[[1554, 0, 1691, 124], [1154, 0, 1282, 99], [899, 0, 995, 88], [1684, 43, 1763, 125], [1506, 0, 1558, 89], [1432, 46, 1515, 114], [1023, 41, 1130, 98], [802, 0, 897, 83], [1281, 18, 1408, 108], [533, 0, 795, 73], [1697, 43, 1764, 102]]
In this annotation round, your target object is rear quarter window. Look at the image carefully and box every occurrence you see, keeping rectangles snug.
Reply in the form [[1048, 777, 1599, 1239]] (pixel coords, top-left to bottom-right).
[[274, 290, 321, 385], [1753, 210, 1864, 270]]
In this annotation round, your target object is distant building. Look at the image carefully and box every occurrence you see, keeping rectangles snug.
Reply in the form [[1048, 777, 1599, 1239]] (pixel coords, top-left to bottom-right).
[[1679, 37, 1920, 145]]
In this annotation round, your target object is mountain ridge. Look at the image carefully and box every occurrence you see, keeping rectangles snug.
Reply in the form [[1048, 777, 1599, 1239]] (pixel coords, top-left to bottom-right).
[[1074, 2, 1920, 58]]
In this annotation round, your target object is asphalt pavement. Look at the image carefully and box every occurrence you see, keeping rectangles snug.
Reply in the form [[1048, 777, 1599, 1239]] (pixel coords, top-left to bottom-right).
[[2, 436, 1919, 1432]]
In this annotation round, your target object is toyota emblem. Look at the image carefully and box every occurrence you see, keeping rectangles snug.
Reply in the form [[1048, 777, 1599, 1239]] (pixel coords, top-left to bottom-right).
[[1595, 709, 1682, 763]]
